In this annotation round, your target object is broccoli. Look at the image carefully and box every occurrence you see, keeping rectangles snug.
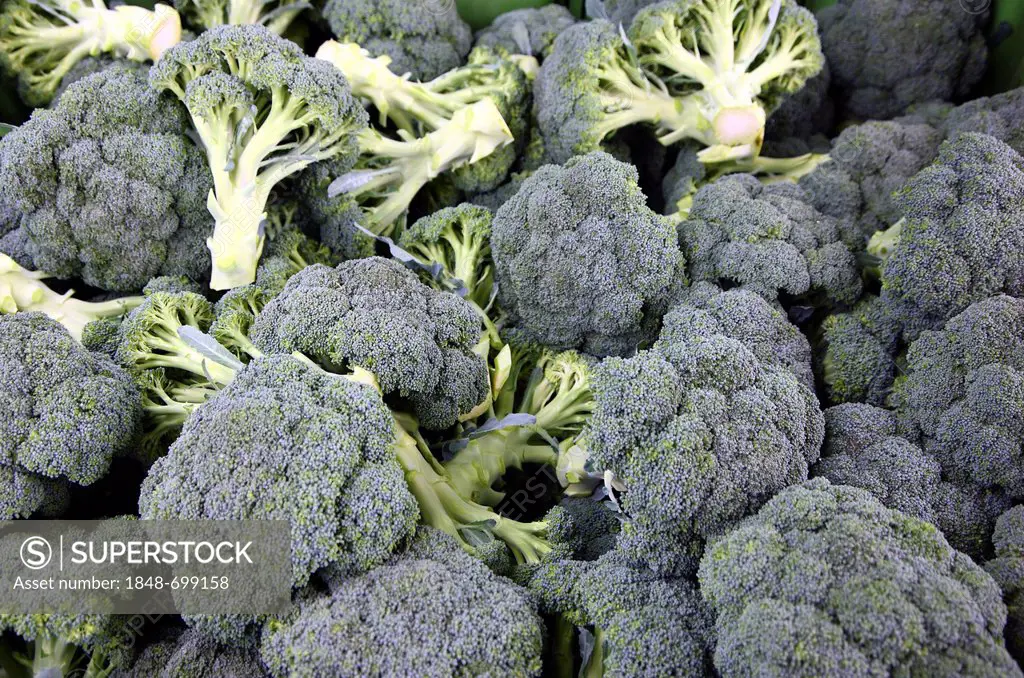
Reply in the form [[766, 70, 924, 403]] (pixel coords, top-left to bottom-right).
[[812, 403, 1012, 559], [764, 61, 834, 149], [816, 0, 988, 120], [261, 528, 545, 678], [150, 25, 368, 290], [518, 548, 714, 677], [474, 5, 578, 60], [583, 292, 824, 576], [0, 313, 141, 485], [671, 281, 816, 391], [544, 497, 621, 562], [290, 157, 375, 261], [587, 0, 662, 26], [817, 295, 900, 406], [894, 295, 1024, 499], [0, 614, 132, 678], [680, 174, 862, 309], [1, 253, 144, 340], [491, 152, 683, 357], [984, 506, 1024, 664], [249, 257, 490, 430], [320, 0, 472, 81], [175, 0, 307, 35], [699, 478, 1021, 677], [0, 68, 213, 292], [0, 0, 181, 106], [0, 464, 70, 520], [316, 41, 533, 195], [533, 0, 823, 165], [879, 133, 1024, 342], [933, 87, 1024, 156], [53, 55, 149, 100], [798, 118, 942, 247], [119, 625, 268, 677]]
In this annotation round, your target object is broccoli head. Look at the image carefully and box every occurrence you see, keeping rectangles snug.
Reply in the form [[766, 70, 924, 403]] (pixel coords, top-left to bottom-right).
[[474, 5, 577, 60], [813, 403, 1012, 559], [491, 152, 683, 357], [262, 528, 544, 678], [937, 87, 1024, 156], [321, 0, 472, 81], [0, 464, 70, 520], [150, 25, 368, 290], [764, 61, 834, 148], [699, 478, 1021, 678], [0, 68, 212, 292], [985, 505, 1024, 664], [894, 295, 1024, 499], [680, 174, 862, 308], [880, 133, 1024, 342], [139, 355, 419, 586], [817, 0, 988, 120], [249, 257, 489, 430], [798, 118, 942, 247], [817, 295, 900, 406], [584, 294, 824, 575], [0, 0, 181, 106], [0, 313, 141, 486], [119, 625, 268, 677]]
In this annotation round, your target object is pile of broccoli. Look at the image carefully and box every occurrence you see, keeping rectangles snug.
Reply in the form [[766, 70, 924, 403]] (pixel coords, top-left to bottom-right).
[[2, 0, 1024, 674]]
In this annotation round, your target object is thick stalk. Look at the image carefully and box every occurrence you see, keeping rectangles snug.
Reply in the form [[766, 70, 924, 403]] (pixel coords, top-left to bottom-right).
[[445, 429, 558, 505]]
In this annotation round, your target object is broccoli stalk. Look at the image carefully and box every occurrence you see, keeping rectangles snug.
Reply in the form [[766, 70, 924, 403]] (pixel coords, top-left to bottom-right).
[[0, 0, 182, 105], [631, 0, 822, 161], [0, 253, 144, 340], [0, 629, 112, 678], [175, 0, 309, 34], [329, 99, 513, 236], [150, 26, 368, 290]]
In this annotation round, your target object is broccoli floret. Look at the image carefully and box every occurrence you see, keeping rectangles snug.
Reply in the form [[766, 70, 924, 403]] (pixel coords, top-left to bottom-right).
[[150, 25, 368, 290], [262, 527, 544, 678], [249, 257, 489, 430], [533, 0, 822, 165], [0, 613, 135, 677], [937, 87, 1024, 156], [817, 0, 988, 120], [1, 253, 145, 340], [671, 282, 815, 391], [798, 118, 942, 247], [140, 354, 418, 586], [491, 152, 683, 357], [474, 5, 577, 60], [317, 41, 532, 195], [817, 295, 900, 406], [519, 549, 714, 676], [0, 464, 70, 520], [985, 506, 1024, 664], [174, 0, 306, 34], [764, 61, 834, 147], [680, 174, 862, 308], [879, 134, 1024, 342], [699, 478, 1021, 677], [119, 625, 268, 677], [0, 201, 30, 268], [584, 297, 824, 576], [53, 56, 149, 100], [0, 313, 141, 485], [544, 498, 620, 562], [894, 295, 1024, 497], [812, 403, 1011, 558], [399, 203, 495, 311], [291, 157, 375, 261], [320, 0, 472, 81], [0, 68, 213, 292], [589, 0, 662, 25], [0, 0, 181, 106]]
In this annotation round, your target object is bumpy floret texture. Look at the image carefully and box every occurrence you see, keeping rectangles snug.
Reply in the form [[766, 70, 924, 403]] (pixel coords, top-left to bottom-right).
[[670, 282, 815, 391], [139, 355, 418, 586], [880, 133, 1024, 342], [818, 296, 900, 406], [544, 497, 621, 562], [595, 0, 662, 25], [681, 174, 861, 308], [764, 62, 834, 147], [584, 299, 824, 575], [321, 0, 472, 80], [0, 313, 140, 486], [817, 0, 988, 119], [519, 549, 714, 676], [0, 464, 70, 520], [249, 257, 489, 430], [120, 626, 268, 677], [474, 5, 577, 59], [894, 295, 1024, 499], [699, 478, 1021, 678], [491, 152, 683, 357], [799, 119, 942, 246], [812, 404, 1011, 558], [984, 506, 1024, 663], [0, 68, 212, 291], [261, 528, 545, 678]]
